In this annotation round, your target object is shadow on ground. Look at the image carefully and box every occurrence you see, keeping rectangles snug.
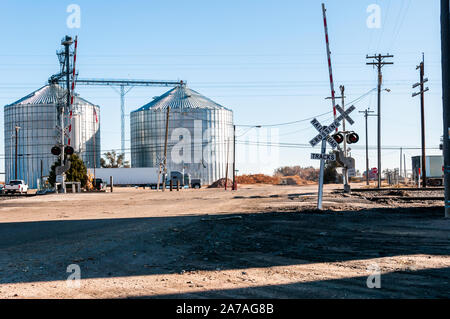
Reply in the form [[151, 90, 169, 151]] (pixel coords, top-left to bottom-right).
[[0, 205, 449, 298]]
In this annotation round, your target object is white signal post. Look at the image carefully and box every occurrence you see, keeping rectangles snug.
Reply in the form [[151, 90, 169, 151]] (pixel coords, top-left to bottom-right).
[[310, 105, 356, 209]]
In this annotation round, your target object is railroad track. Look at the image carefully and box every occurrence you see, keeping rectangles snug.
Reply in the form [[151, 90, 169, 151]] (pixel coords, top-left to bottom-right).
[[366, 196, 444, 201], [349, 187, 444, 192]]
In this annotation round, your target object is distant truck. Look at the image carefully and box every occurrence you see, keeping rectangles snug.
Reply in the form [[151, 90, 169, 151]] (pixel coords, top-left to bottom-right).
[[411, 155, 444, 186], [4, 180, 28, 194], [91, 168, 202, 189]]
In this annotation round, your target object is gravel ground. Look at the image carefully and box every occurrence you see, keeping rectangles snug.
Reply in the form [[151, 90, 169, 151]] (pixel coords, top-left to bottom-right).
[[0, 183, 449, 298]]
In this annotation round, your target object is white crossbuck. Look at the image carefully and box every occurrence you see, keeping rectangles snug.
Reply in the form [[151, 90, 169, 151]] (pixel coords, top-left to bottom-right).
[[309, 105, 356, 148]]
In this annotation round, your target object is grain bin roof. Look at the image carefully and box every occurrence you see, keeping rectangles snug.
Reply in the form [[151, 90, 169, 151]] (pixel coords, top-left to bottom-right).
[[133, 85, 231, 112], [6, 84, 96, 107]]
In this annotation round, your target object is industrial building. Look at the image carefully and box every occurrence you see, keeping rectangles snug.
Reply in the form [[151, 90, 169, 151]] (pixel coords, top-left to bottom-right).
[[130, 85, 233, 185], [4, 83, 100, 188]]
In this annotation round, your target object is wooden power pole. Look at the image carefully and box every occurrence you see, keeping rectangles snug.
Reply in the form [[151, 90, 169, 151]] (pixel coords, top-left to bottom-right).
[[412, 53, 429, 188], [441, 0, 450, 218], [162, 106, 170, 191], [366, 54, 394, 188]]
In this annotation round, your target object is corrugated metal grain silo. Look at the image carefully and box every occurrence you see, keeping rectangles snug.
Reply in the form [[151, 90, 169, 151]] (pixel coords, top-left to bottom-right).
[[3, 83, 100, 188], [130, 85, 233, 185]]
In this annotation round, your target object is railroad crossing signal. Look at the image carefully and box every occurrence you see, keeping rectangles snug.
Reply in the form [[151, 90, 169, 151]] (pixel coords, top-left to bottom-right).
[[332, 133, 344, 144], [55, 161, 71, 175], [346, 132, 359, 144], [309, 105, 356, 148], [335, 104, 355, 125], [309, 104, 356, 210]]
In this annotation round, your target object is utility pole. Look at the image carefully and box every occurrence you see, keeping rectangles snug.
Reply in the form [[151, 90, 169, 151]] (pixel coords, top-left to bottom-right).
[[225, 137, 230, 190], [400, 147, 403, 178], [232, 125, 237, 190], [412, 53, 429, 188], [404, 153, 406, 180], [156, 159, 162, 191], [339, 85, 350, 192], [366, 54, 394, 188], [359, 109, 375, 185], [441, 0, 450, 218], [162, 106, 170, 191], [14, 126, 20, 180], [40, 159, 43, 189]]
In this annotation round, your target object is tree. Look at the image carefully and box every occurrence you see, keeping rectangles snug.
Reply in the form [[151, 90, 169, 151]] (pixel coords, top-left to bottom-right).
[[48, 154, 88, 187], [100, 150, 130, 168]]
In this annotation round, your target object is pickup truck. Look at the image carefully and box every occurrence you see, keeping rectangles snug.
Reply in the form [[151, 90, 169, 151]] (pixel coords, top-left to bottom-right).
[[4, 180, 28, 194]]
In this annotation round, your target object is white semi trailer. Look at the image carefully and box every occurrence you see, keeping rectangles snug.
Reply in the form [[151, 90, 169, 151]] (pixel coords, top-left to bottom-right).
[[91, 167, 160, 186], [90, 167, 202, 188], [411, 155, 444, 186]]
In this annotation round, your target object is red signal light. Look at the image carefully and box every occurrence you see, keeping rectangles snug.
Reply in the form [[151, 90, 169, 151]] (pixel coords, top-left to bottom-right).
[[332, 133, 344, 144], [347, 132, 359, 144], [65, 146, 74, 156], [51, 146, 61, 156]]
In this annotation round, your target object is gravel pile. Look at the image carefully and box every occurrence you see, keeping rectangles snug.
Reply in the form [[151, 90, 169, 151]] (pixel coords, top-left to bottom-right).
[[207, 178, 233, 188]]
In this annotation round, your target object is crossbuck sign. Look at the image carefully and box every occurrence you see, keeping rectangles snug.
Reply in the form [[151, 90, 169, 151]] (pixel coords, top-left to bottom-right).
[[309, 104, 356, 210], [309, 105, 355, 148]]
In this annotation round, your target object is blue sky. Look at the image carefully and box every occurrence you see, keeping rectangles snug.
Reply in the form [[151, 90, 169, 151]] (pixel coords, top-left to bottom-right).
[[0, 0, 444, 177]]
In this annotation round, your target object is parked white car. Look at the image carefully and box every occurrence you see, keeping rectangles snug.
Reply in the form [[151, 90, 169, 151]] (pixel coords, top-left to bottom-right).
[[4, 180, 28, 194]]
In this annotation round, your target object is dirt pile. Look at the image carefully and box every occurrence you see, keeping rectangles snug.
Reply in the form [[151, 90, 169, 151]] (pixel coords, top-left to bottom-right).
[[208, 178, 233, 188], [236, 174, 281, 184], [234, 174, 312, 186]]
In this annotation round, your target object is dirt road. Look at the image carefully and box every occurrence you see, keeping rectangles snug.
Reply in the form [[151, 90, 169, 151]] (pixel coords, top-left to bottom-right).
[[0, 184, 449, 298]]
